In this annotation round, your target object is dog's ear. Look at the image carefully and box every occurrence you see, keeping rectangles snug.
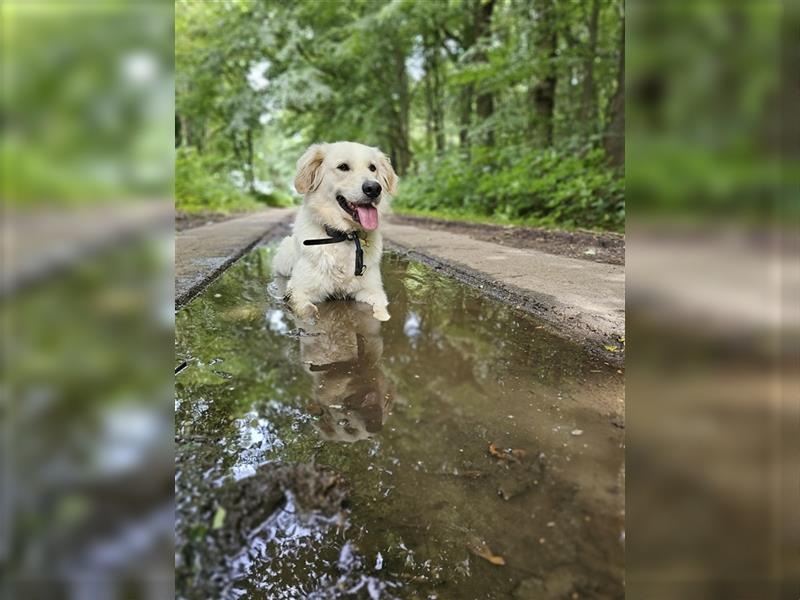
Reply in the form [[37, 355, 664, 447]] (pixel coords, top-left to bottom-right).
[[294, 143, 327, 194], [376, 151, 398, 196]]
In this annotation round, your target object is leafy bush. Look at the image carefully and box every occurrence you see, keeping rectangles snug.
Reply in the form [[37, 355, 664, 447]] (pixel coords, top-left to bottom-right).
[[395, 146, 624, 231], [176, 147, 293, 213]]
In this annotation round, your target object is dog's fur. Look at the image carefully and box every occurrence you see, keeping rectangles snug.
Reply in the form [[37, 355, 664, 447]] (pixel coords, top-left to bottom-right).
[[273, 141, 398, 321]]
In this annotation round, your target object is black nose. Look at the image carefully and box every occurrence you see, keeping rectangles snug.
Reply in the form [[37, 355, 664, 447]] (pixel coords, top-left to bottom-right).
[[362, 180, 381, 199]]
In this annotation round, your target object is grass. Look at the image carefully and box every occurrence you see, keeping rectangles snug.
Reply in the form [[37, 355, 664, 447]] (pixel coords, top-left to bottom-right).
[[176, 190, 296, 214], [176, 195, 266, 214], [390, 205, 610, 233]]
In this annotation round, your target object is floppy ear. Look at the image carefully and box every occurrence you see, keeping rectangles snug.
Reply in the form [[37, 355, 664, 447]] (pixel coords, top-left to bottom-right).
[[376, 151, 398, 196], [294, 143, 327, 194]]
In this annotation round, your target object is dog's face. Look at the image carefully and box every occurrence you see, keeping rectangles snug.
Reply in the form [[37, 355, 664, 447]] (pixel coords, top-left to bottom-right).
[[294, 141, 398, 232]]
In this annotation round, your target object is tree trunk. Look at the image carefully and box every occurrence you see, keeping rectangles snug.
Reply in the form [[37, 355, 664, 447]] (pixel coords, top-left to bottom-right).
[[176, 114, 184, 148], [474, 0, 496, 146], [604, 13, 624, 168], [245, 127, 255, 193], [580, 0, 601, 134], [430, 30, 445, 154], [393, 48, 412, 175], [423, 54, 434, 151], [530, 0, 558, 147], [197, 119, 205, 153], [232, 136, 242, 163], [458, 2, 478, 153], [423, 29, 445, 154], [459, 87, 473, 151]]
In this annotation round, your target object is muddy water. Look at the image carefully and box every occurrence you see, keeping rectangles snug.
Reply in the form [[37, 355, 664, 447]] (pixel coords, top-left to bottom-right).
[[175, 246, 624, 600]]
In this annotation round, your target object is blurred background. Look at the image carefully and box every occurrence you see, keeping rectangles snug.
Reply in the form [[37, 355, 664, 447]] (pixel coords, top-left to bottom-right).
[[175, 0, 625, 231], [626, 1, 798, 598], [2, 1, 174, 598], [1, 0, 798, 598]]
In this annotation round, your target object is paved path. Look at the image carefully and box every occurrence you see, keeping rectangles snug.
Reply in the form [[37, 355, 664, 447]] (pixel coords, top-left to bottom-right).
[[3, 202, 172, 296], [175, 208, 294, 307], [382, 222, 625, 353], [174, 209, 625, 359]]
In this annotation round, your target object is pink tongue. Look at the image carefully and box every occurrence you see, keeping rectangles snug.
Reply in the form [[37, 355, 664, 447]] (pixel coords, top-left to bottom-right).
[[355, 205, 379, 230]]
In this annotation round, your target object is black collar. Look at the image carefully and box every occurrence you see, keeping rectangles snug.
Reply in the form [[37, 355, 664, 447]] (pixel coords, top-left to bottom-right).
[[303, 226, 366, 276]]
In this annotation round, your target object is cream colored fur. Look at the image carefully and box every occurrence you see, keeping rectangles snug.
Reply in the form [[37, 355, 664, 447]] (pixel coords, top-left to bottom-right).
[[273, 141, 398, 321]]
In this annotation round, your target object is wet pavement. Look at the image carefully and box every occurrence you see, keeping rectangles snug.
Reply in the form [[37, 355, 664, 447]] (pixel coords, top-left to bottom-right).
[[381, 221, 625, 355], [175, 246, 625, 599]]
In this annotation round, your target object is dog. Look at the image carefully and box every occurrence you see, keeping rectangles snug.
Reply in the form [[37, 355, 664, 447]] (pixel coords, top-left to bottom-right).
[[272, 141, 398, 322]]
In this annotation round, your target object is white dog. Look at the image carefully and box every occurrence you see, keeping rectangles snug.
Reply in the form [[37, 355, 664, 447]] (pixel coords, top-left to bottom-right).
[[273, 141, 398, 321]]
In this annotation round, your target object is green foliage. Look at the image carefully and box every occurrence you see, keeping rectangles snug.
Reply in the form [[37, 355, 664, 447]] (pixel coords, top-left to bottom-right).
[[626, 3, 786, 222], [176, 148, 292, 214], [176, 0, 625, 230], [396, 146, 624, 231], [2, 137, 122, 206], [176, 147, 254, 213], [3, 3, 173, 205]]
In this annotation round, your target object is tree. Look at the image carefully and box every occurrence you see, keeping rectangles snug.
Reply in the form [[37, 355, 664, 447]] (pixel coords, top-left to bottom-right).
[[175, 0, 626, 230], [531, 0, 558, 146], [604, 7, 624, 168], [473, 0, 496, 146], [580, 0, 602, 133], [423, 26, 446, 154]]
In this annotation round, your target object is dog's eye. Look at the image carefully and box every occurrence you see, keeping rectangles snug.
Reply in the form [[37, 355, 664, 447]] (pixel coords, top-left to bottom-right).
[[368, 164, 376, 172], [337, 163, 350, 171]]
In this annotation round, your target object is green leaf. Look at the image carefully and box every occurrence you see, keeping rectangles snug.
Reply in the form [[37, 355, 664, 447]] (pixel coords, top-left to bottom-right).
[[212, 506, 226, 530]]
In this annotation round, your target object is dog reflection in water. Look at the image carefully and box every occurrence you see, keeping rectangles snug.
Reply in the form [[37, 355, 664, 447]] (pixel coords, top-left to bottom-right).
[[297, 301, 393, 443]]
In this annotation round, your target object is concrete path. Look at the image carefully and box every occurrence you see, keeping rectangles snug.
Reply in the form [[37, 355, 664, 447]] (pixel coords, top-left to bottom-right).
[[174, 209, 624, 360], [3, 202, 172, 296], [382, 222, 625, 354], [175, 208, 294, 307]]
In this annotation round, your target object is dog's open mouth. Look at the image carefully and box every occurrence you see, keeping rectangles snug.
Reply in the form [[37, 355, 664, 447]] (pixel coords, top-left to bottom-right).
[[336, 194, 379, 231]]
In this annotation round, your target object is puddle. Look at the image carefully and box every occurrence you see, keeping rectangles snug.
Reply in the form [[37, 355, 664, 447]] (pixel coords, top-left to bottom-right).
[[175, 246, 624, 599], [4, 239, 174, 595]]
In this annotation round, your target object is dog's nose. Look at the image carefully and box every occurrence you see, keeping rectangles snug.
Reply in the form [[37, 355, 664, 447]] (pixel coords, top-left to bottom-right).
[[362, 180, 382, 199]]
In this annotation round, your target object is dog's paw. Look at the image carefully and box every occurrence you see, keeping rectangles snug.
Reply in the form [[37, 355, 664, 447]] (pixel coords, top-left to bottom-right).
[[372, 307, 391, 322], [296, 303, 320, 322]]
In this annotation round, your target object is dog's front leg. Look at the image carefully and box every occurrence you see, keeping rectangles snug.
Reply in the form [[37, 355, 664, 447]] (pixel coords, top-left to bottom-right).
[[355, 282, 390, 322], [286, 283, 319, 321]]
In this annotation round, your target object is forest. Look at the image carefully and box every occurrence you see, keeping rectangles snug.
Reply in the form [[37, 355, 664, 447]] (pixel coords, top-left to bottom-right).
[[176, 0, 625, 231]]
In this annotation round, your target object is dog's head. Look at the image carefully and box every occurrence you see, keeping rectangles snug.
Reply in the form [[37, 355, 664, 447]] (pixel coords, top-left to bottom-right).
[[294, 141, 398, 232]]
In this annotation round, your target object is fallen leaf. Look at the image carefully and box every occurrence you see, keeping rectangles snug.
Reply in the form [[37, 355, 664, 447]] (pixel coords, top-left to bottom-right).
[[488, 442, 525, 463], [488, 442, 506, 459], [467, 539, 506, 566], [604, 345, 619, 353], [212, 506, 226, 530]]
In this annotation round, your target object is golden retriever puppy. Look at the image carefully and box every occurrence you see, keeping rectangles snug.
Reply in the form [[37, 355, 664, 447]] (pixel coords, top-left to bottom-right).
[[273, 141, 398, 321]]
